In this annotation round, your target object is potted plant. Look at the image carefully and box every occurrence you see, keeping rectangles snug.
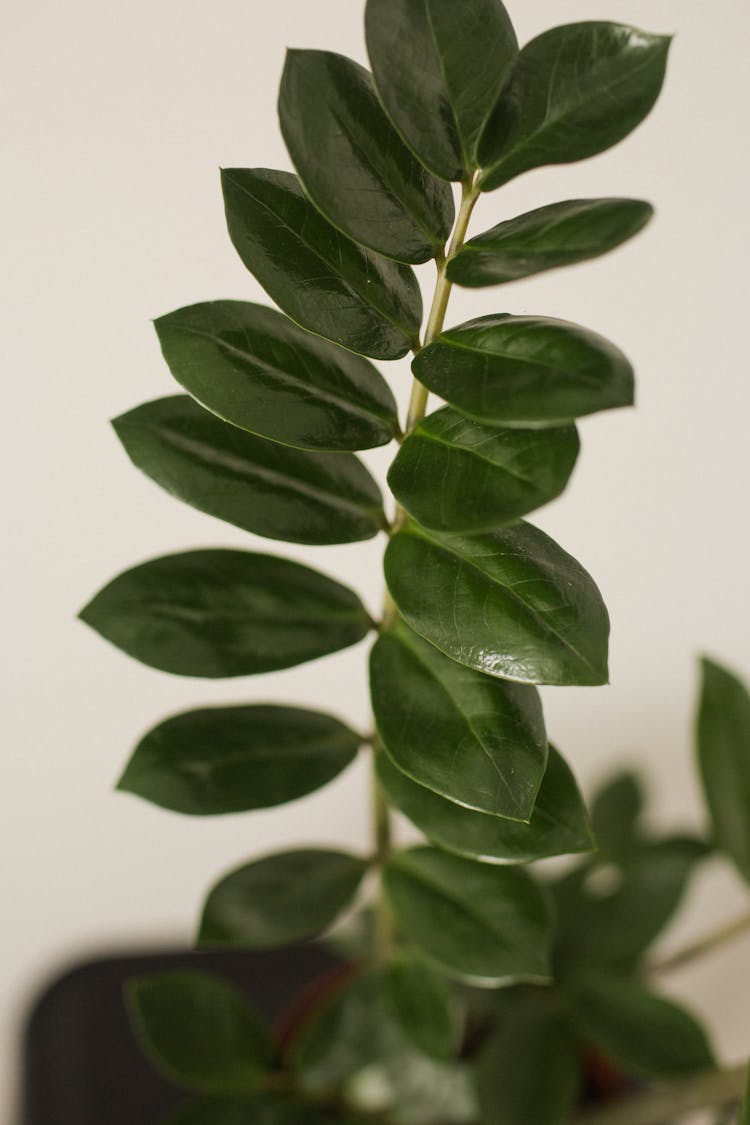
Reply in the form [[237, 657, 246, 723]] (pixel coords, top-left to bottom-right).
[[78, 0, 750, 1121]]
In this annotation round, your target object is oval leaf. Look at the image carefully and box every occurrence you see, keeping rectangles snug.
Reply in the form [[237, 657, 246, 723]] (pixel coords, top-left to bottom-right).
[[279, 50, 454, 263], [385, 522, 610, 686], [478, 23, 671, 191], [377, 745, 593, 864], [118, 704, 362, 815], [383, 847, 552, 986], [590, 770, 645, 860], [79, 549, 372, 678], [697, 658, 750, 884], [388, 407, 579, 532], [412, 314, 634, 426], [448, 198, 654, 287], [384, 955, 461, 1061], [370, 621, 547, 821], [572, 973, 714, 1079], [199, 849, 368, 949], [154, 301, 398, 451], [113, 396, 385, 546], [222, 168, 422, 360], [365, 0, 517, 179], [125, 971, 272, 1096]]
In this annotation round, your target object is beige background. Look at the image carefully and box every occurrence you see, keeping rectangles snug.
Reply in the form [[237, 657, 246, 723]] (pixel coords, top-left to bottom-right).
[[3, 0, 750, 1115]]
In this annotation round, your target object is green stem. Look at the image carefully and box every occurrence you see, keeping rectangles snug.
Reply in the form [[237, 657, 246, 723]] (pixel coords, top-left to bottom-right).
[[647, 909, 750, 977], [575, 1062, 749, 1125]]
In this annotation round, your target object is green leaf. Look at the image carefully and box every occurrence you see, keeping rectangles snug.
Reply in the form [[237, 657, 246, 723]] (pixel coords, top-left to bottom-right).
[[697, 657, 750, 883], [571, 972, 714, 1079], [365, 0, 517, 179], [384, 955, 462, 1060], [377, 745, 593, 864], [79, 549, 372, 678], [118, 704, 361, 815], [553, 836, 711, 973], [476, 992, 581, 1125], [447, 198, 653, 287], [279, 50, 454, 263], [478, 23, 671, 191], [385, 521, 609, 686], [221, 168, 422, 360], [383, 846, 552, 986], [290, 971, 478, 1122], [199, 849, 368, 949], [412, 314, 634, 427], [388, 408, 579, 532], [113, 396, 385, 546], [153, 301, 398, 451], [590, 770, 645, 860], [370, 621, 547, 821], [163, 1095, 354, 1125], [740, 1063, 750, 1125], [125, 971, 272, 1095]]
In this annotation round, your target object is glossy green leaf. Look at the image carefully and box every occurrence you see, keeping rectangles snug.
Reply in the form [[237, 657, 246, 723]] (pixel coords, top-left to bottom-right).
[[118, 704, 361, 815], [447, 198, 653, 287], [478, 23, 671, 191], [113, 396, 384, 546], [125, 971, 272, 1095], [222, 168, 422, 360], [79, 549, 372, 678], [385, 521, 609, 686], [389, 408, 579, 532], [377, 745, 593, 864], [385, 955, 462, 1060], [477, 993, 581, 1125], [164, 1095, 358, 1125], [199, 849, 368, 949], [290, 971, 478, 1122], [365, 0, 517, 180], [383, 846, 552, 986], [590, 770, 645, 860], [279, 50, 454, 263], [370, 621, 547, 821], [697, 658, 750, 883], [412, 314, 634, 427], [154, 301, 398, 451], [572, 972, 714, 1079], [553, 836, 711, 974]]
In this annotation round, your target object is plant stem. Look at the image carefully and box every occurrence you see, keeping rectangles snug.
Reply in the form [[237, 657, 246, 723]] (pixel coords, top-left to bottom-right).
[[575, 1062, 749, 1125], [647, 909, 750, 977]]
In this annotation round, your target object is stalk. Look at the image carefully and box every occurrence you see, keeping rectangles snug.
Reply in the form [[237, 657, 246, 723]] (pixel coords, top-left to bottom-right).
[[647, 908, 750, 977], [575, 1062, 749, 1125], [371, 175, 480, 957]]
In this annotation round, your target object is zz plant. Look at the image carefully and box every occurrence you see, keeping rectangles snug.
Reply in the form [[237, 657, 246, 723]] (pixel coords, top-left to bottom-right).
[[80, 1, 750, 1122]]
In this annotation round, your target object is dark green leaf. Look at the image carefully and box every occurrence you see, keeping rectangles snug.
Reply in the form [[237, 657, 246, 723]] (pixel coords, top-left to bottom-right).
[[447, 198, 653, 287], [571, 972, 714, 1079], [388, 407, 579, 532], [222, 169, 422, 360], [377, 745, 593, 864], [385, 521, 609, 686], [590, 771, 645, 860], [154, 301, 398, 451], [163, 1095, 355, 1125], [365, 0, 517, 180], [370, 621, 547, 821], [279, 50, 454, 263], [383, 846, 552, 986], [385, 955, 462, 1060], [199, 849, 368, 949], [478, 23, 671, 191], [553, 836, 711, 974], [113, 396, 384, 546], [118, 704, 361, 815], [79, 549, 372, 678], [412, 314, 633, 426], [125, 971, 271, 1095], [290, 971, 478, 1122], [697, 658, 750, 883], [477, 992, 581, 1125]]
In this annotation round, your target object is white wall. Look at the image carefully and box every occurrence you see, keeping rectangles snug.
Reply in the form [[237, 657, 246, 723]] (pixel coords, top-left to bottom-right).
[[4, 0, 750, 1111]]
